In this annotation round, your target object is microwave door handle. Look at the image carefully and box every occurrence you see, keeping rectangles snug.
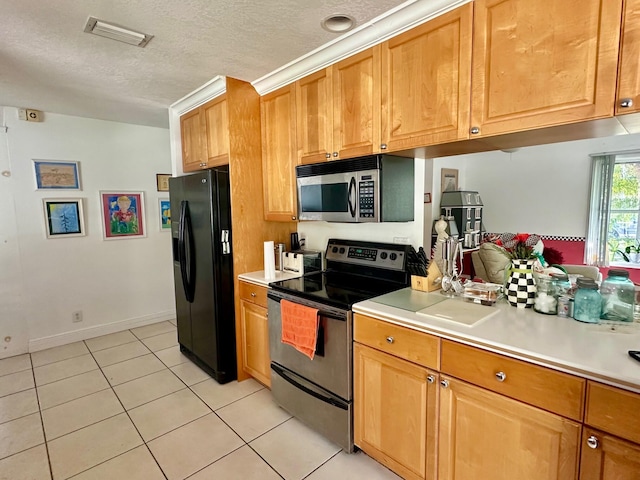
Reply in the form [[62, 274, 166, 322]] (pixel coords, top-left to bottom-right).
[[348, 176, 356, 219]]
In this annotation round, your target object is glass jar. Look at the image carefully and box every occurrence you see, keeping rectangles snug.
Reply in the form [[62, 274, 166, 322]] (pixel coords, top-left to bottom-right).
[[573, 277, 601, 323], [600, 269, 635, 322], [550, 272, 572, 297], [534, 275, 557, 314]]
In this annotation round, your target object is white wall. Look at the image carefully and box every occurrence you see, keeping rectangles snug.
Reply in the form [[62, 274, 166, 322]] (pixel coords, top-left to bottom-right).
[[299, 160, 427, 251], [0, 107, 175, 358], [432, 132, 640, 237]]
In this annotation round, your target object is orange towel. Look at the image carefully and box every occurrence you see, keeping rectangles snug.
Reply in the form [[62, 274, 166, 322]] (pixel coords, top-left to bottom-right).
[[280, 299, 319, 360]]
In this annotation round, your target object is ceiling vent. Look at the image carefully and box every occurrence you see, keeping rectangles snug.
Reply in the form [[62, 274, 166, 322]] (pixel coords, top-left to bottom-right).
[[321, 15, 356, 33], [84, 17, 153, 47]]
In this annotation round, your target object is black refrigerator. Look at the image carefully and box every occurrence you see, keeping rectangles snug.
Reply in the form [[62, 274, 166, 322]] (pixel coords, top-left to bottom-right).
[[169, 166, 236, 384]]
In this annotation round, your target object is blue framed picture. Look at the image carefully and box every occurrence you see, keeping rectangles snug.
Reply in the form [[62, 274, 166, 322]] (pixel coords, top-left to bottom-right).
[[42, 198, 85, 238], [34, 160, 81, 190], [159, 199, 171, 231]]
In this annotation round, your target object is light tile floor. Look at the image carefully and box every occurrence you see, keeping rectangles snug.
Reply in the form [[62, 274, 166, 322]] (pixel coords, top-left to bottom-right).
[[0, 321, 401, 480]]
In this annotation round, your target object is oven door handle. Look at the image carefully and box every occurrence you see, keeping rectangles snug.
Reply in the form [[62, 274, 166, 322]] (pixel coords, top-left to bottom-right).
[[271, 363, 348, 411]]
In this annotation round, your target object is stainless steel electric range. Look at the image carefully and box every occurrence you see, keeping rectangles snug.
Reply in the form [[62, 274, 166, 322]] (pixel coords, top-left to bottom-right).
[[267, 238, 411, 452]]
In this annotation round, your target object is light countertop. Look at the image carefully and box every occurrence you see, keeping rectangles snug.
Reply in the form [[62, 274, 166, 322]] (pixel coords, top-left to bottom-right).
[[238, 270, 302, 287], [353, 288, 640, 393]]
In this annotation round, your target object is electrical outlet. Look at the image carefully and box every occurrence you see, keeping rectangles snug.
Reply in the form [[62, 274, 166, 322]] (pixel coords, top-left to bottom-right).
[[72, 310, 83, 323], [393, 237, 410, 244], [18, 109, 27, 121]]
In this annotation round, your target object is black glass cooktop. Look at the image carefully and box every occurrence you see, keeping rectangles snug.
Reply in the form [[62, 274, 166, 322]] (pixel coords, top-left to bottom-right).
[[269, 270, 408, 310]]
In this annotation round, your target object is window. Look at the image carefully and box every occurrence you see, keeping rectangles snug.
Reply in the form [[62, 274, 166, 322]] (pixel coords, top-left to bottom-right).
[[586, 152, 640, 266]]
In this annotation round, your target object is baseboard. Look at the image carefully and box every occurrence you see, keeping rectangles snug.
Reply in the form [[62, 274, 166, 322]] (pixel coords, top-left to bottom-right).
[[28, 310, 177, 353]]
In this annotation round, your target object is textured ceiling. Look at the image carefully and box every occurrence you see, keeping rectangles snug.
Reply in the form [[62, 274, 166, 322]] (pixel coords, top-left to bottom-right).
[[0, 0, 415, 128]]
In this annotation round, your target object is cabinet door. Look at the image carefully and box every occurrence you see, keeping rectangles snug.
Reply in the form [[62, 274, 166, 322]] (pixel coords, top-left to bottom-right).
[[296, 69, 333, 164], [471, 0, 622, 137], [260, 85, 298, 222], [332, 46, 381, 159], [381, 3, 472, 151], [354, 343, 437, 480], [438, 377, 580, 480], [180, 108, 205, 172], [240, 300, 270, 387], [202, 95, 230, 167], [617, 0, 640, 115], [580, 428, 640, 480]]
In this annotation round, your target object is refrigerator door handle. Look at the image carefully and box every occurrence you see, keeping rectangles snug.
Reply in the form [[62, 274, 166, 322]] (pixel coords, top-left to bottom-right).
[[178, 201, 195, 303]]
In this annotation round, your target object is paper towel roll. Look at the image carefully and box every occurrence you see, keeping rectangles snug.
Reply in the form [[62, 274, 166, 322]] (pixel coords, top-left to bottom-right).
[[264, 241, 276, 279]]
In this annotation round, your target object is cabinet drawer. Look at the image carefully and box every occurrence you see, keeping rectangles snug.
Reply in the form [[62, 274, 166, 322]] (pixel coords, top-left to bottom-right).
[[238, 281, 268, 308], [586, 381, 640, 444], [353, 314, 440, 369], [441, 340, 585, 420]]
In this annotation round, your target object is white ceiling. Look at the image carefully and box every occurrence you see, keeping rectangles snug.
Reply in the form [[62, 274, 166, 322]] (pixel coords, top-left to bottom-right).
[[1, 0, 419, 129]]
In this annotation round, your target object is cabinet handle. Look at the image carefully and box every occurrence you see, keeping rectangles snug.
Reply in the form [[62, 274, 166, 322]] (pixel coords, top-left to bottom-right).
[[470, 126, 480, 135], [495, 371, 506, 382], [620, 98, 634, 108], [380, 143, 387, 150], [385, 336, 394, 344], [333, 152, 339, 158], [292, 216, 296, 220], [440, 379, 450, 388], [427, 375, 435, 383], [251, 292, 256, 297], [325, 153, 331, 159], [587, 435, 599, 449]]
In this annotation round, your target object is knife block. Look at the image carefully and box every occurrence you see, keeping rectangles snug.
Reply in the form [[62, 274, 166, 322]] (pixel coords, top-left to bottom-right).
[[411, 263, 442, 292]]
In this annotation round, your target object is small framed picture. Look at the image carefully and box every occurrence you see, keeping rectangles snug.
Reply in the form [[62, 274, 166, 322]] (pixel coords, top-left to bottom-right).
[[424, 193, 432, 204], [159, 199, 171, 231], [441, 168, 459, 192], [42, 198, 85, 238], [156, 174, 171, 192], [99, 191, 146, 240], [34, 160, 81, 190]]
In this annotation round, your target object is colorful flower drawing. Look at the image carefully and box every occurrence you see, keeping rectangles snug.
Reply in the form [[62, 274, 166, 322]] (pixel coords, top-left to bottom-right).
[[100, 192, 145, 239]]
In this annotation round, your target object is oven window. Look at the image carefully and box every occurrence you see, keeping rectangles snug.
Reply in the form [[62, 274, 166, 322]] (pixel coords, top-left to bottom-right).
[[300, 183, 349, 212]]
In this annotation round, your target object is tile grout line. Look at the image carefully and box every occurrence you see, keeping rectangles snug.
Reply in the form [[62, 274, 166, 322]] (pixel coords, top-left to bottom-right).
[[26, 353, 55, 480]]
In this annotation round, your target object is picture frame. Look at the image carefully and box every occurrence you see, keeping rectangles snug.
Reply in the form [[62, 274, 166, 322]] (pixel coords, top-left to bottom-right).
[[34, 160, 81, 190], [424, 193, 432, 204], [99, 191, 146, 240], [441, 168, 459, 192], [156, 174, 171, 192], [42, 198, 85, 238], [159, 198, 171, 231]]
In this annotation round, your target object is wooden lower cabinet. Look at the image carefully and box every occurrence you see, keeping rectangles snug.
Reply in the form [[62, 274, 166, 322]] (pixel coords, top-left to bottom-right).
[[438, 376, 581, 480], [239, 281, 270, 387], [354, 343, 437, 480], [579, 428, 640, 480]]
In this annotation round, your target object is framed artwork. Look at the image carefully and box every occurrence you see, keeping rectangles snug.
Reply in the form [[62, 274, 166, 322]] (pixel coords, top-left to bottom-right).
[[34, 160, 81, 190], [441, 168, 459, 192], [424, 193, 432, 204], [159, 199, 171, 231], [156, 174, 171, 192], [42, 198, 85, 238], [100, 191, 146, 240]]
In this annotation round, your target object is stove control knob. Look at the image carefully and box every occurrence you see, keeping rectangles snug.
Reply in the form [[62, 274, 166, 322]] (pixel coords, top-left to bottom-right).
[[390, 253, 398, 261], [332, 247, 338, 253], [380, 252, 388, 260], [339, 247, 345, 254]]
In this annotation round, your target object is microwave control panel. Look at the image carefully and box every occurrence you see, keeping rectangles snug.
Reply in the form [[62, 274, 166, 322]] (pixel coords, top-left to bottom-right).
[[358, 179, 376, 218]]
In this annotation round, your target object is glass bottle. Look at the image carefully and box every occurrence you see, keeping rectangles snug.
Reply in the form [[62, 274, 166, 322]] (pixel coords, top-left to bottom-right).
[[534, 275, 557, 314], [600, 269, 635, 322], [573, 277, 601, 323]]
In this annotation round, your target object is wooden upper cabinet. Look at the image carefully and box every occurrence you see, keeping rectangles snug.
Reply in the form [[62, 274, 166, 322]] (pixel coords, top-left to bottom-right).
[[617, 0, 640, 115], [202, 95, 230, 167], [332, 46, 381, 159], [381, 3, 473, 151], [470, 0, 622, 138], [260, 85, 298, 221], [180, 108, 205, 172], [438, 377, 581, 480], [296, 69, 333, 164]]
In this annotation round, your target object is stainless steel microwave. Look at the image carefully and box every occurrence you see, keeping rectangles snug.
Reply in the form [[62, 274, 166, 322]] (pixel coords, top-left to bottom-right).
[[296, 155, 414, 223]]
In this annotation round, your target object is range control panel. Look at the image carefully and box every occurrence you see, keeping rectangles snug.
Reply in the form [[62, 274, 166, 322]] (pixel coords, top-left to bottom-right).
[[325, 239, 407, 271]]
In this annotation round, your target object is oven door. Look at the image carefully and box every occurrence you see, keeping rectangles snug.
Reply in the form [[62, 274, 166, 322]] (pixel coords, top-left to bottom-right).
[[267, 291, 352, 401], [297, 172, 358, 222]]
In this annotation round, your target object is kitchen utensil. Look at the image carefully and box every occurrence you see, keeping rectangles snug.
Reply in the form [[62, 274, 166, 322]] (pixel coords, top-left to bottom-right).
[[629, 351, 640, 363], [290, 232, 300, 251]]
